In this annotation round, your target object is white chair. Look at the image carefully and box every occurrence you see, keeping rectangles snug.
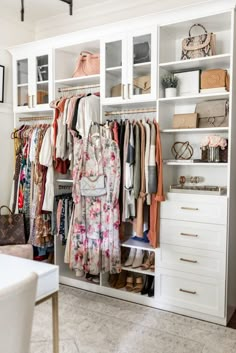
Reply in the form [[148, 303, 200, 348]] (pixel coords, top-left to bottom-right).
[[0, 272, 38, 353]]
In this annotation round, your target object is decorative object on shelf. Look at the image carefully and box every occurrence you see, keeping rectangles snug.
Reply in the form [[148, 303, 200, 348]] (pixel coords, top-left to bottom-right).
[[174, 70, 200, 96], [133, 42, 150, 64], [161, 74, 178, 98], [190, 176, 200, 184], [179, 176, 186, 186], [37, 90, 48, 105], [169, 184, 227, 195], [20, 0, 73, 22], [172, 113, 198, 129], [196, 100, 229, 128], [181, 23, 216, 60], [171, 141, 193, 160], [111, 83, 122, 97], [133, 75, 151, 95], [72, 51, 100, 77], [0, 65, 4, 103], [37, 65, 48, 82], [200, 69, 229, 93], [200, 135, 227, 163]]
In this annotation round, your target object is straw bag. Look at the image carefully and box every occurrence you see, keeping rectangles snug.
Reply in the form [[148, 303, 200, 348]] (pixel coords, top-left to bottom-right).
[[181, 24, 216, 60], [73, 51, 100, 77], [0, 206, 25, 245]]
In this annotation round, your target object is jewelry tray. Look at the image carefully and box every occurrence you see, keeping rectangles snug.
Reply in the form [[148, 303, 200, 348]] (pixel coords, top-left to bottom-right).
[[169, 185, 227, 195]]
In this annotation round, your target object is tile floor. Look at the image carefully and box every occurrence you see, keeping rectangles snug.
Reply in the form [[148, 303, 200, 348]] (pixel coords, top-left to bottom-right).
[[31, 285, 236, 353]]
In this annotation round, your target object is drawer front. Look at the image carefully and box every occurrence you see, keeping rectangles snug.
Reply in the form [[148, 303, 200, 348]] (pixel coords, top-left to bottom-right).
[[161, 195, 227, 225], [160, 219, 226, 252], [158, 244, 226, 278], [156, 269, 225, 317]]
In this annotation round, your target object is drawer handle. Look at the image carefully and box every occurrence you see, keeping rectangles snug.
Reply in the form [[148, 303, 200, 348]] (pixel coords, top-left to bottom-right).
[[181, 207, 199, 211], [180, 232, 198, 237], [179, 288, 197, 295], [180, 258, 198, 264]]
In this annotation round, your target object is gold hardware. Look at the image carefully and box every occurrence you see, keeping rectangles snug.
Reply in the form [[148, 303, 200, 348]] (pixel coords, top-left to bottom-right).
[[128, 83, 131, 99], [179, 288, 197, 295], [180, 232, 198, 237], [181, 207, 199, 211], [121, 84, 125, 100], [180, 258, 198, 263]]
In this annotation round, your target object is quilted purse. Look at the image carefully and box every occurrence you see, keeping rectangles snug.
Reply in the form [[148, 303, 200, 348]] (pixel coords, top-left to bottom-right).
[[80, 175, 107, 197], [181, 24, 216, 60], [0, 206, 25, 245], [195, 100, 229, 128]]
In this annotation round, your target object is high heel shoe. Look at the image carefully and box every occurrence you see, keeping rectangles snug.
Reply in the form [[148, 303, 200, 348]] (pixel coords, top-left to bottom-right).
[[141, 251, 155, 270], [124, 248, 137, 267], [141, 275, 154, 295]]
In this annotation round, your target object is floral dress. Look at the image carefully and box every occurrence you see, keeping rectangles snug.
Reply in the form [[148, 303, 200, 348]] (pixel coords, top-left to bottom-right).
[[70, 136, 121, 275]]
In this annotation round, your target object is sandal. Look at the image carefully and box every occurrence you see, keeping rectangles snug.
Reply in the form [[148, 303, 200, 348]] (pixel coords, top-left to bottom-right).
[[133, 276, 143, 293], [126, 276, 134, 292]]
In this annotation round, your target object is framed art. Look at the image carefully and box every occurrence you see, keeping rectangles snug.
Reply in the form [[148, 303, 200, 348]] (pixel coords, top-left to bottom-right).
[[0, 65, 5, 103]]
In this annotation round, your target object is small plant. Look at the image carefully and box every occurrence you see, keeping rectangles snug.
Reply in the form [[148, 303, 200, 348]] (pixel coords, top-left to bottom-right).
[[161, 75, 178, 88]]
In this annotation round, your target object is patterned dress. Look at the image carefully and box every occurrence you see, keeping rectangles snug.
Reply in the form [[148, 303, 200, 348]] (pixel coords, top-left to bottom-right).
[[70, 136, 121, 275]]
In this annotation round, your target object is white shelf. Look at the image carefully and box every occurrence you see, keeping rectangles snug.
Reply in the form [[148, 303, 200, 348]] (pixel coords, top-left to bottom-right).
[[161, 127, 229, 133], [159, 92, 230, 105], [121, 238, 154, 251], [164, 161, 228, 166], [106, 66, 122, 71], [55, 74, 100, 86], [133, 62, 151, 67], [17, 83, 28, 87], [121, 266, 155, 276], [159, 54, 231, 72], [37, 80, 48, 85]]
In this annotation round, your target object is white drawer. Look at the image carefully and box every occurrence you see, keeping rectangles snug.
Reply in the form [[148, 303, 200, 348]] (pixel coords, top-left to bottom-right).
[[156, 269, 225, 317], [160, 219, 226, 252], [161, 194, 227, 225], [158, 244, 226, 278]]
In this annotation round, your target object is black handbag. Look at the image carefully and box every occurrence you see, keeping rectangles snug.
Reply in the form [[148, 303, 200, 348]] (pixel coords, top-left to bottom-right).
[[134, 42, 150, 64]]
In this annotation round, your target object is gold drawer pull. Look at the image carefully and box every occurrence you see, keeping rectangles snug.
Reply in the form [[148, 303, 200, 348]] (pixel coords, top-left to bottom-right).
[[179, 288, 197, 295], [181, 207, 199, 211], [180, 258, 198, 264], [180, 232, 198, 237]]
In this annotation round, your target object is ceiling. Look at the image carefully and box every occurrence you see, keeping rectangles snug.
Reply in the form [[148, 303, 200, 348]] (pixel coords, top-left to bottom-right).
[[1, 0, 214, 24]]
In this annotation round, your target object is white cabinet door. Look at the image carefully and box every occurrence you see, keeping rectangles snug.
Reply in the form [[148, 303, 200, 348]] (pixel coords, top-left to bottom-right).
[[127, 27, 157, 102], [14, 56, 30, 113], [101, 34, 128, 104]]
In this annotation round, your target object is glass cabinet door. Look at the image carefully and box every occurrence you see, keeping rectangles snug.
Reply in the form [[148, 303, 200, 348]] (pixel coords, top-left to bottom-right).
[[104, 40, 124, 99], [35, 55, 49, 106], [129, 32, 155, 100], [17, 59, 29, 107]]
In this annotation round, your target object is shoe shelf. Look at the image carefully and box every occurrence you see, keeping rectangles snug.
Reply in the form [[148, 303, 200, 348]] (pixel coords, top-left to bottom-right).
[[121, 266, 155, 276], [121, 238, 155, 251]]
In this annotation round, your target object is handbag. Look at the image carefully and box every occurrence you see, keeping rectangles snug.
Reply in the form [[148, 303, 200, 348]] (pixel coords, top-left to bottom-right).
[[0, 206, 25, 246], [201, 69, 229, 91], [195, 100, 229, 128], [181, 24, 216, 60], [134, 42, 150, 64], [72, 51, 100, 77], [172, 113, 198, 129]]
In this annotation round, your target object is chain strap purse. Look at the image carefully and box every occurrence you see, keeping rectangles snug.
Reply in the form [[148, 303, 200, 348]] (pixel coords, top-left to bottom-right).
[[79, 127, 107, 197]]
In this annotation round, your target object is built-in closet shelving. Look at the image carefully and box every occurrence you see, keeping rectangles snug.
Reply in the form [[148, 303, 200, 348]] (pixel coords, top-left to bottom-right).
[[9, 3, 236, 326]]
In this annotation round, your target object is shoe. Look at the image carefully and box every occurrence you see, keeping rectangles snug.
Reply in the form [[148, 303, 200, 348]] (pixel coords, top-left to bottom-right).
[[132, 249, 144, 268], [141, 275, 154, 295], [124, 248, 137, 267], [126, 276, 134, 291], [148, 278, 155, 297], [133, 276, 143, 293], [141, 251, 155, 271], [115, 271, 127, 289], [108, 273, 119, 288]]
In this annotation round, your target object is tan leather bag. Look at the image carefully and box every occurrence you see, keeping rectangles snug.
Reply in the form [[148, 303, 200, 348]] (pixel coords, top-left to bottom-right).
[[133, 75, 151, 94], [73, 51, 100, 77], [0, 206, 25, 245], [173, 113, 198, 129], [201, 69, 230, 91]]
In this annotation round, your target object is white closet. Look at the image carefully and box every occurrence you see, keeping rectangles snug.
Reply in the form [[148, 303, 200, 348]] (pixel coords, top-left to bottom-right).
[[9, 2, 236, 325]]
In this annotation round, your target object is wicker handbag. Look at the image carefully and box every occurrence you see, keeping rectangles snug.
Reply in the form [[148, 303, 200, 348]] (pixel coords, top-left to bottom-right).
[[0, 206, 25, 245], [181, 24, 216, 60]]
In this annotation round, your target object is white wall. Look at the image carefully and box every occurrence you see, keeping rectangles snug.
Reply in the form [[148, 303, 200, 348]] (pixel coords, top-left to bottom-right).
[[0, 17, 34, 209]]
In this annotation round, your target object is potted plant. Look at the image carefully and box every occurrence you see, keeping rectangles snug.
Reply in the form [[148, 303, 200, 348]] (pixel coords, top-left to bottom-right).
[[161, 75, 178, 98]]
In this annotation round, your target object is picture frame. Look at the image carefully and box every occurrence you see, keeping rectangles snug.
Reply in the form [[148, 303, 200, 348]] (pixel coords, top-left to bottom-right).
[[0, 65, 5, 103]]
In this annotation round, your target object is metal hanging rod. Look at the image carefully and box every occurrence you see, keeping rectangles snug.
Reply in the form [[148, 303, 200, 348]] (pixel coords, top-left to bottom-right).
[[58, 83, 100, 93], [104, 107, 156, 116], [19, 116, 53, 122]]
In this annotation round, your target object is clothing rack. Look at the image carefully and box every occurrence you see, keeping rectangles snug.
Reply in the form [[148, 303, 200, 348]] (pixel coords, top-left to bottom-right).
[[58, 83, 100, 93], [104, 107, 156, 116], [18, 116, 53, 122]]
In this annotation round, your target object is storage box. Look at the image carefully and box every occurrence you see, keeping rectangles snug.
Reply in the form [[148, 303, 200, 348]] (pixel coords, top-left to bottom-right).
[[174, 70, 200, 96]]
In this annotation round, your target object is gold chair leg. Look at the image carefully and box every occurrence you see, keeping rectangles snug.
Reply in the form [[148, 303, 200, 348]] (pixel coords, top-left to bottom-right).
[[52, 291, 59, 353]]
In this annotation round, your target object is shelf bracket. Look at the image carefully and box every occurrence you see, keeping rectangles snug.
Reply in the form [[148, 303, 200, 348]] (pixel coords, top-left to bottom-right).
[[21, 0, 24, 22], [59, 0, 73, 16]]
